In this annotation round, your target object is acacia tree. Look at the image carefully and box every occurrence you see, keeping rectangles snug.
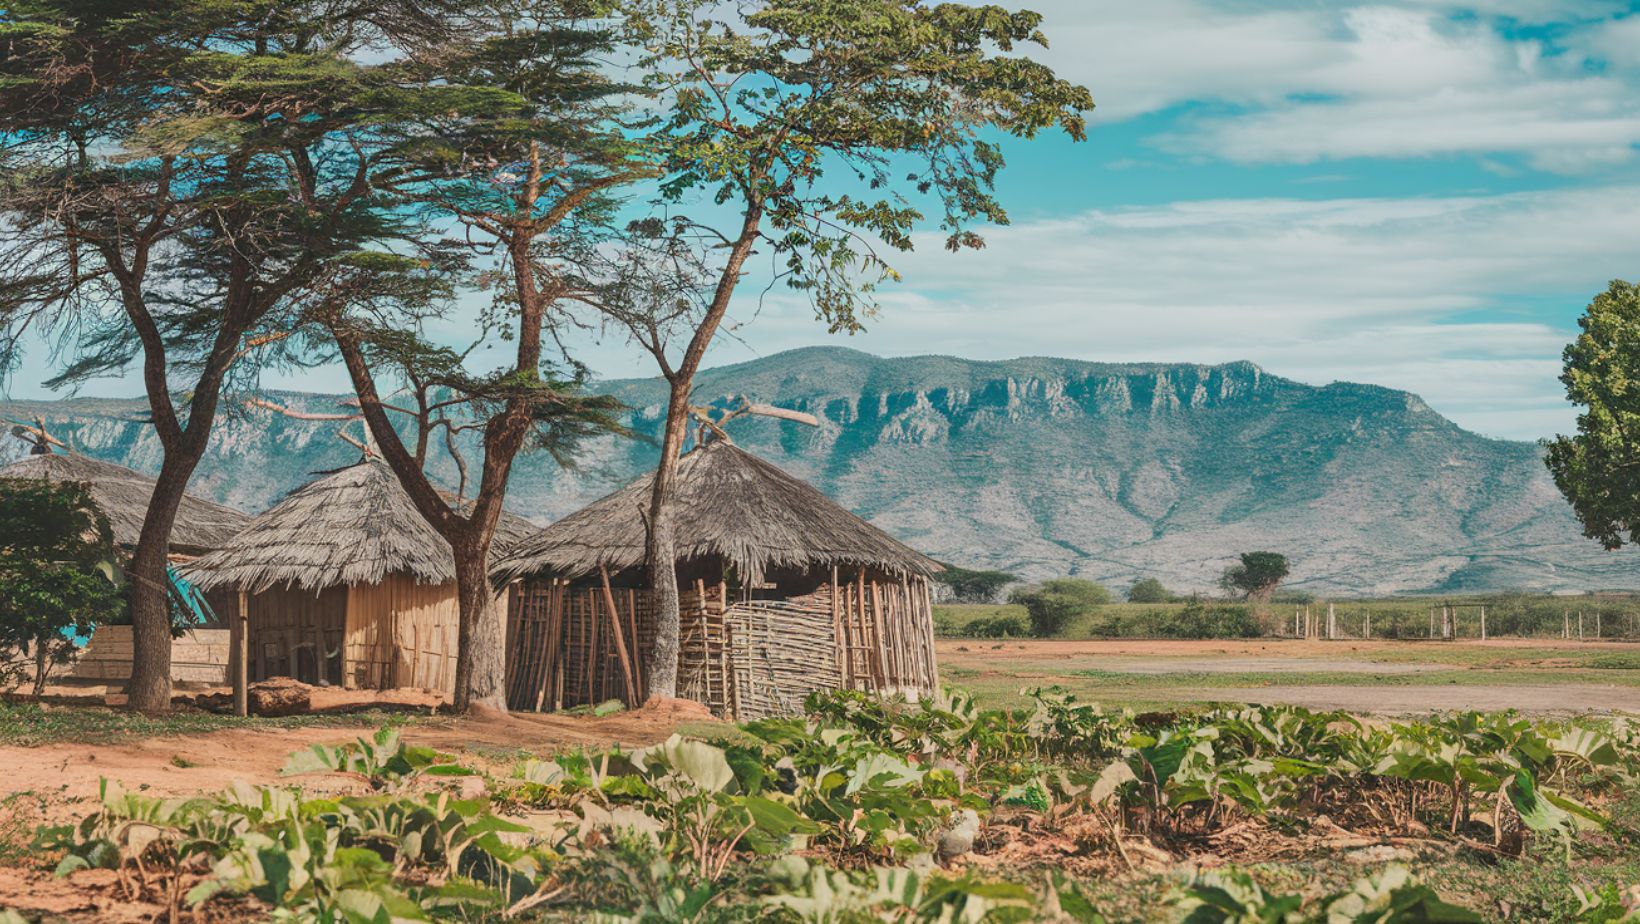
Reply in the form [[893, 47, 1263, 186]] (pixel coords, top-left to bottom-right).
[[1220, 552, 1291, 603], [606, 0, 1094, 697], [1546, 280, 1640, 549], [321, 1, 645, 713], [0, 0, 454, 711]]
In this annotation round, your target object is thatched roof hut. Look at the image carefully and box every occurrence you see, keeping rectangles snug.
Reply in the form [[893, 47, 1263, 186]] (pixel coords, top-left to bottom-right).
[[182, 457, 534, 696], [493, 439, 941, 585], [497, 440, 941, 720], [0, 451, 248, 553], [186, 457, 536, 594]]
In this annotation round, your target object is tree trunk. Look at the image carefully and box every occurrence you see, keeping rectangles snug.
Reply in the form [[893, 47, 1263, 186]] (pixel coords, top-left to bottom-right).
[[125, 457, 199, 713], [643, 380, 693, 700], [451, 535, 508, 715], [31, 634, 49, 700]]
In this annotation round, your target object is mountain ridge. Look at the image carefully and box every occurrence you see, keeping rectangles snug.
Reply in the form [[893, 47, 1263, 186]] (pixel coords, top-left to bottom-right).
[[2, 346, 1628, 595]]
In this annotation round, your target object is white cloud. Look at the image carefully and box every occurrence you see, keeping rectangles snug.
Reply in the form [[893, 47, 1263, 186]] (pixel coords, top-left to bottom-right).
[[1026, 1, 1640, 171], [678, 185, 1639, 441]]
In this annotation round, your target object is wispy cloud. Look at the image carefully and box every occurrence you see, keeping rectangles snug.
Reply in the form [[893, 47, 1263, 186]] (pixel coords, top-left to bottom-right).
[[698, 185, 1638, 441], [1029, 1, 1640, 172]]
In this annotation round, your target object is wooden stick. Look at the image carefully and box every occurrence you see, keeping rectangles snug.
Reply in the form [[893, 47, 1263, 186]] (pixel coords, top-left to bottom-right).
[[627, 586, 643, 697], [831, 567, 846, 686], [600, 564, 640, 706]]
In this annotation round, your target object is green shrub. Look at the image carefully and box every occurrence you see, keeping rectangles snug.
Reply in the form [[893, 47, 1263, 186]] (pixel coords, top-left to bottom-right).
[[960, 614, 1029, 638], [1009, 578, 1112, 637], [1125, 577, 1173, 603], [1158, 600, 1261, 639]]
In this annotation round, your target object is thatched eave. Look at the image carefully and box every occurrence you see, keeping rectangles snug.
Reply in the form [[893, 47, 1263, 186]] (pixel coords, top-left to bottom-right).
[[493, 440, 942, 585]]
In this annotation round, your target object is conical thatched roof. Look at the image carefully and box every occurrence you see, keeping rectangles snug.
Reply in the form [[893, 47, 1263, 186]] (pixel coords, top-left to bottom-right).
[[184, 457, 538, 594], [0, 451, 249, 553], [494, 440, 942, 584]]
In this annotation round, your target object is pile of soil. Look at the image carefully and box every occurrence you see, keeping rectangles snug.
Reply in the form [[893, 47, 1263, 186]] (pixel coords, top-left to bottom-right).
[[182, 680, 446, 716]]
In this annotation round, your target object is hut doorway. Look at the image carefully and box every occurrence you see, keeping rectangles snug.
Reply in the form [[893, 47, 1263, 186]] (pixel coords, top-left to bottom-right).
[[247, 586, 346, 686]]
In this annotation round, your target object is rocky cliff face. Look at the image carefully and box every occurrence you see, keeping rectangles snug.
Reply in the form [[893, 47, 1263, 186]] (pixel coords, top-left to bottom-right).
[[4, 347, 1630, 594]]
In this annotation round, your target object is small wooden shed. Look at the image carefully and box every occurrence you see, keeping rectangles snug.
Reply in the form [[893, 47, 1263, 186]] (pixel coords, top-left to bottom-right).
[[184, 458, 530, 696], [493, 439, 943, 720]]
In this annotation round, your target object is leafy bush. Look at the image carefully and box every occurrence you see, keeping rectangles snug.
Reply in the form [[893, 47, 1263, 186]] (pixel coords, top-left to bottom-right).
[[960, 614, 1029, 638], [0, 478, 125, 697], [1158, 600, 1262, 639], [1125, 577, 1173, 603], [1009, 578, 1112, 637]]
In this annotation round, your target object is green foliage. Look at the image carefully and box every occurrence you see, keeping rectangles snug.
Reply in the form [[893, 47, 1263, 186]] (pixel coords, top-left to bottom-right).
[[621, 0, 1093, 335], [1009, 579, 1113, 637], [1547, 280, 1640, 551], [0, 477, 124, 696], [1221, 552, 1292, 602], [1158, 600, 1260, 639], [1173, 866, 1481, 923], [957, 614, 1030, 639], [26, 691, 1640, 921], [1125, 577, 1174, 604], [934, 566, 1020, 604]]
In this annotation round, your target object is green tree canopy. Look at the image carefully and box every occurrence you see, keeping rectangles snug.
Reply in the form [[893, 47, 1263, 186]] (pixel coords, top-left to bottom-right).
[[1546, 280, 1640, 550], [603, 0, 1095, 696], [0, 478, 125, 697], [0, 0, 463, 711], [934, 565, 1019, 604], [1220, 552, 1291, 603], [1126, 577, 1173, 604], [1009, 578, 1111, 637]]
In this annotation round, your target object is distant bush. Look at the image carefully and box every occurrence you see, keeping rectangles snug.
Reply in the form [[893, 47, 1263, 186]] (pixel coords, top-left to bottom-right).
[[1125, 578, 1173, 604], [960, 614, 1030, 638], [1009, 578, 1113, 637], [1158, 600, 1261, 639]]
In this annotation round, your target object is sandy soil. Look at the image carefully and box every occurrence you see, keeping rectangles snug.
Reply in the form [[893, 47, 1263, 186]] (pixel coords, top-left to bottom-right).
[[0, 697, 720, 817]]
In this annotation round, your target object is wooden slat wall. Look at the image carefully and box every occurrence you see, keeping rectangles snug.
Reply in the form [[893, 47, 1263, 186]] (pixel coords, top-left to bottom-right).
[[248, 586, 347, 686], [347, 577, 459, 694], [504, 563, 941, 720]]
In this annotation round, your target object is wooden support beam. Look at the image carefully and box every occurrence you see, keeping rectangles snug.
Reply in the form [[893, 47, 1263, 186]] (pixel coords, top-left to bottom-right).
[[233, 591, 249, 717], [600, 564, 640, 706]]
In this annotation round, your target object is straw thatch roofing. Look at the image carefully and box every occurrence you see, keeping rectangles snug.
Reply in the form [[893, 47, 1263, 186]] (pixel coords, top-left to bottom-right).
[[0, 451, 249, 553], [184, 457, 538, 593], [493, 439, 942, 584]]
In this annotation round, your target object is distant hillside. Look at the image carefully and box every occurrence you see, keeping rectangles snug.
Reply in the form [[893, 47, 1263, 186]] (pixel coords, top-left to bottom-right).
[[4, 346, 1631, 595]]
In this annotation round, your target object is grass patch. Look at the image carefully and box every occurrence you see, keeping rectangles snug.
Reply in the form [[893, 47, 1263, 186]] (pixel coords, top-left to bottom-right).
[[0, 791, 45, 867], [0, 702, 440, 748], [1588, 653, 1640, 670]]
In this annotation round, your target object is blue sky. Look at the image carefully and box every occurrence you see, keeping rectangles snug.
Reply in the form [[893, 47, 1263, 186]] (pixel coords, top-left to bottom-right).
[[12, 0, 1640, 441]]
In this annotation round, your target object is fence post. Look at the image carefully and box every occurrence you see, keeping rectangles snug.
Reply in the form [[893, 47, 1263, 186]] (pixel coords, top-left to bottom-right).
[[1480, 606, 1486, 642]]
